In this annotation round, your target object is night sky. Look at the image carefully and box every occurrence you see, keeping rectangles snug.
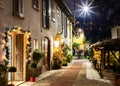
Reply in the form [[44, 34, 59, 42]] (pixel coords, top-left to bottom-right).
[[64, 0, 120, 43]]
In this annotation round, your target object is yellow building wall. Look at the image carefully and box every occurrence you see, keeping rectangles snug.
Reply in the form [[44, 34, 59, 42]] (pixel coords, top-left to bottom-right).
[[73, 31, 85, 49]]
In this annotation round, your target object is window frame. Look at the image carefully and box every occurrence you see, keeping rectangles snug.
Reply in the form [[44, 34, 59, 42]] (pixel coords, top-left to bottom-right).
[[0, 0, 4, 8], [64, 15, 67, 38], [117, 28, 120, 38], [51, 0, 55, 22], [42, 0, 47, 28], [42, 0, 50, 29], [56, 7, 61, 29], [13, 0, 24, 18], [34, 39, 38, 49], [32, 0, 39, 11], [61, 12, 65, 34]]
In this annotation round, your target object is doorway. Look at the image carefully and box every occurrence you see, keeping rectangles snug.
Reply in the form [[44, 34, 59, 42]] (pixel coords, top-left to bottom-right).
[[7, 33, 25, 83], [15, 34, 24, 81], [42, 37, 50, 70]]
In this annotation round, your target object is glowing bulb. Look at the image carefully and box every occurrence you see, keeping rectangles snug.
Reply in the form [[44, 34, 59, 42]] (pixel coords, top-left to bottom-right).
[[75, 0, 96, 18], [83, 6, 88, 12], [78, 29, 82, 32]]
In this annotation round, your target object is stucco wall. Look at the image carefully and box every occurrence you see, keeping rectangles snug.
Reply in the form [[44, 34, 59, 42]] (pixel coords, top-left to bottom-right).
[[0, 0, 56, 83], [111, 26, 120, 39], [0, 0, 73, 84]]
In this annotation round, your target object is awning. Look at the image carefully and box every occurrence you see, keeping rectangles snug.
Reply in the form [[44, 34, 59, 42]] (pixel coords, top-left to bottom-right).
[[90, 37, 120, 51]]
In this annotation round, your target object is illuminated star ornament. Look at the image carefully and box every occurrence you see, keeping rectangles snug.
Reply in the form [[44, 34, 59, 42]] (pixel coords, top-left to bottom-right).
[[75, 0, 96, 18]]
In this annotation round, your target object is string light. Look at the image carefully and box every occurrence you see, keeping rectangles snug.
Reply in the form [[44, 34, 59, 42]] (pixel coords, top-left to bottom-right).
[[3, 27, 31, 61]]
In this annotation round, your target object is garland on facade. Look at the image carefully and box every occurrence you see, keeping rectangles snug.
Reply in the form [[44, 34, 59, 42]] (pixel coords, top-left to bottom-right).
[[3, 26, 31, 61], [26, 30, 32, 61], [4, 27, 10, 59]]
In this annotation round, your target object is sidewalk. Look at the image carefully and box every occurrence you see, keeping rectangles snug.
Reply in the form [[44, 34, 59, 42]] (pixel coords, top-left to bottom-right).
[[18, 57, 113, 86]]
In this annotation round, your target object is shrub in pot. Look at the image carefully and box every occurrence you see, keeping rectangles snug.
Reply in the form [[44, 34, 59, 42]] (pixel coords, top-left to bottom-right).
[[33, 49, 44, 62], [52, 58, 62, 69], [67, 54, 72, 62], [30, 62, 37, 82], [30, 49, 44, 82], [62, 60, 68, 66], [7, 66, 17, 86]]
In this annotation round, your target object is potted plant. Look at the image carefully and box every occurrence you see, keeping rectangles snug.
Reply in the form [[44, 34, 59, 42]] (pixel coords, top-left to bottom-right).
[[62, 59, 68, 66], [30, 49, 44, 82], [7, 66, 17, 86], [33, 49, 44, 62], [67, 54, 72, 62], [30, 62, 37, 82]]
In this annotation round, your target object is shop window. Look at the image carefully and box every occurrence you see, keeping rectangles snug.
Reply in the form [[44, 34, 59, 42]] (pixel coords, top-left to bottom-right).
[[13, 0, 24, 18], [42, 0, 50, 29], [34, 39, 38, 49], [32, 0, 39, 11]]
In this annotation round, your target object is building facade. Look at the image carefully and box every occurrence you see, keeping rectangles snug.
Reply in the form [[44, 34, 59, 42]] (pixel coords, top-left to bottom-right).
[[0, 0, 73, 85], [111, 26, 120, 39]]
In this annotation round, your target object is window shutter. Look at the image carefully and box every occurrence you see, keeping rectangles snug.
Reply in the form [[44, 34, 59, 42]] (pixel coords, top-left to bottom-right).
[[42, 0, 50, 29], [51, 1, 55, 22], [13, 0, 19, 15], [46, 0, 50, 29], [42, 0, 47, 28], [64, 16, 67, 38], [0, 0, 4, 8]]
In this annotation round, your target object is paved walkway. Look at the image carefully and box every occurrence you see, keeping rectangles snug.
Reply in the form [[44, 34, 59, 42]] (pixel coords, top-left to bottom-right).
[[18, 57, 113, 86]]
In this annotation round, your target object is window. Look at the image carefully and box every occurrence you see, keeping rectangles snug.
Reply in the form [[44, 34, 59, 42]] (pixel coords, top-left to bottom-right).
[[117, 28, 120, 38], [64, 16, 67, 38], [62, 12, 67, 38], [42, 0, 50, 29], [13, 0, 24, 18], [34, 39, 38, 49], [51, 0, 55, 22], [32, 0, 39, 11], [0, 0, 4, 8], [69, 23, 72, 39], [56, 7, 62, 33], [42, 0, 47, 28], [61, 12, 65, 34]]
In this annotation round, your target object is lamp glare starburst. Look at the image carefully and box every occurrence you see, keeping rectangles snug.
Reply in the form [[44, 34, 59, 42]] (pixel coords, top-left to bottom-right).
[[75, 1, 96, 18]]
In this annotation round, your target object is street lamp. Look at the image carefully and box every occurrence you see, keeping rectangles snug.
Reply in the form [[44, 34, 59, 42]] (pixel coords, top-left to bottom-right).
[[83, 6, 89, 12], [75, 0, 96, 18]]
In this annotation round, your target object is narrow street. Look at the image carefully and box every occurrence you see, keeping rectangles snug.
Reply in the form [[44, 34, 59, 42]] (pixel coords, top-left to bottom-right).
[[0, 1, 120, 86], [19, 56, 113, 86]]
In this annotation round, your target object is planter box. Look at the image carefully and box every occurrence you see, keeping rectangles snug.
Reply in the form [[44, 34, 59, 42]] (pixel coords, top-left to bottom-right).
[[115, 78, 120, 86]]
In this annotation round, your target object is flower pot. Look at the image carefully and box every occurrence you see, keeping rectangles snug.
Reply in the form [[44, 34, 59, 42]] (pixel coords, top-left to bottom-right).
[[7, 84, 15, 86], [30, 76, 35, 82], [115, 78, 120, 86]]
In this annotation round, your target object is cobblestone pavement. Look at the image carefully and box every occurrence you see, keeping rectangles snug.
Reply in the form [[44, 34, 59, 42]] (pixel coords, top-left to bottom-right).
[[19, 57, 113, 86]]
